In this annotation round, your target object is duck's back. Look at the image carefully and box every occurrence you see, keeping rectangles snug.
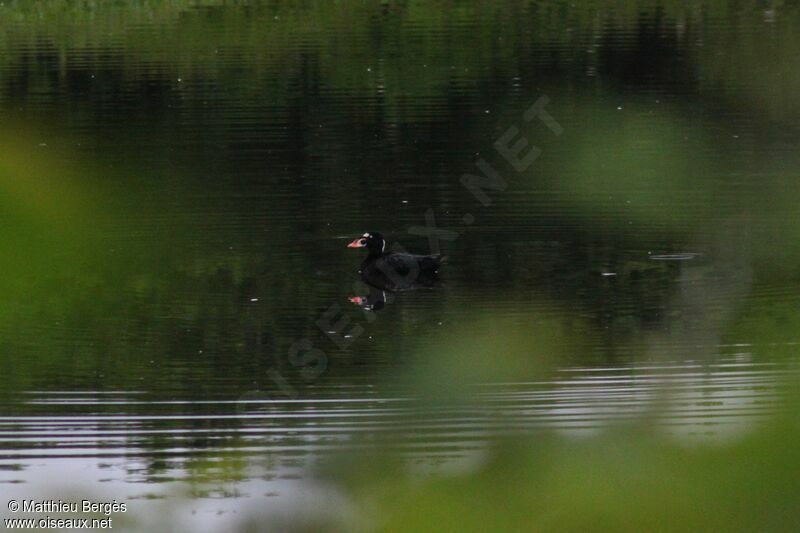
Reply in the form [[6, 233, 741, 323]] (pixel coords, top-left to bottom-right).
[[369, 252, 443, 273]]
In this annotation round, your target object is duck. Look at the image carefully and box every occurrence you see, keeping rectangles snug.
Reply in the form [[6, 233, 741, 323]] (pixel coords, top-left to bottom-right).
[[347, 232, 445, 291]]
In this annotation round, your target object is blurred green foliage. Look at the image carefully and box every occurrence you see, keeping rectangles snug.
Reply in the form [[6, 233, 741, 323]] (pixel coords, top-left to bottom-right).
[[322, 413, 800, 532]]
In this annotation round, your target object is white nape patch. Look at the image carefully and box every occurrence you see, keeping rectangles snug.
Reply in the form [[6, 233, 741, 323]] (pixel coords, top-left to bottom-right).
[[382, 239, 385, 252]]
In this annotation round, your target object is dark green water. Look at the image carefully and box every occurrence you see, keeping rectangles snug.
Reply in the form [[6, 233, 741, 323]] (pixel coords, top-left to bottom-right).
[[1, 2, 799, 530]]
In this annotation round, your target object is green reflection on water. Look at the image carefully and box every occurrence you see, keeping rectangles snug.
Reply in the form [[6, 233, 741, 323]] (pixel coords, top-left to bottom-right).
[[0, 0, 797, 393]]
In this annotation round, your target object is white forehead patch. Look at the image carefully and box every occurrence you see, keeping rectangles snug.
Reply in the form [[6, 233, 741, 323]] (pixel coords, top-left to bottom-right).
[[363, 233, 370, 238]]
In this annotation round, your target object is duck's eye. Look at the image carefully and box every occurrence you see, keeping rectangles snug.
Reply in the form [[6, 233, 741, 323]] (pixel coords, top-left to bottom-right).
[[359, 239, 367, 246]]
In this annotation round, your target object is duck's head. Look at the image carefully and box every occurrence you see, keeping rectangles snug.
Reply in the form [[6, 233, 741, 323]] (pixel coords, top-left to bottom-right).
[[347, 232, 385, 255]]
